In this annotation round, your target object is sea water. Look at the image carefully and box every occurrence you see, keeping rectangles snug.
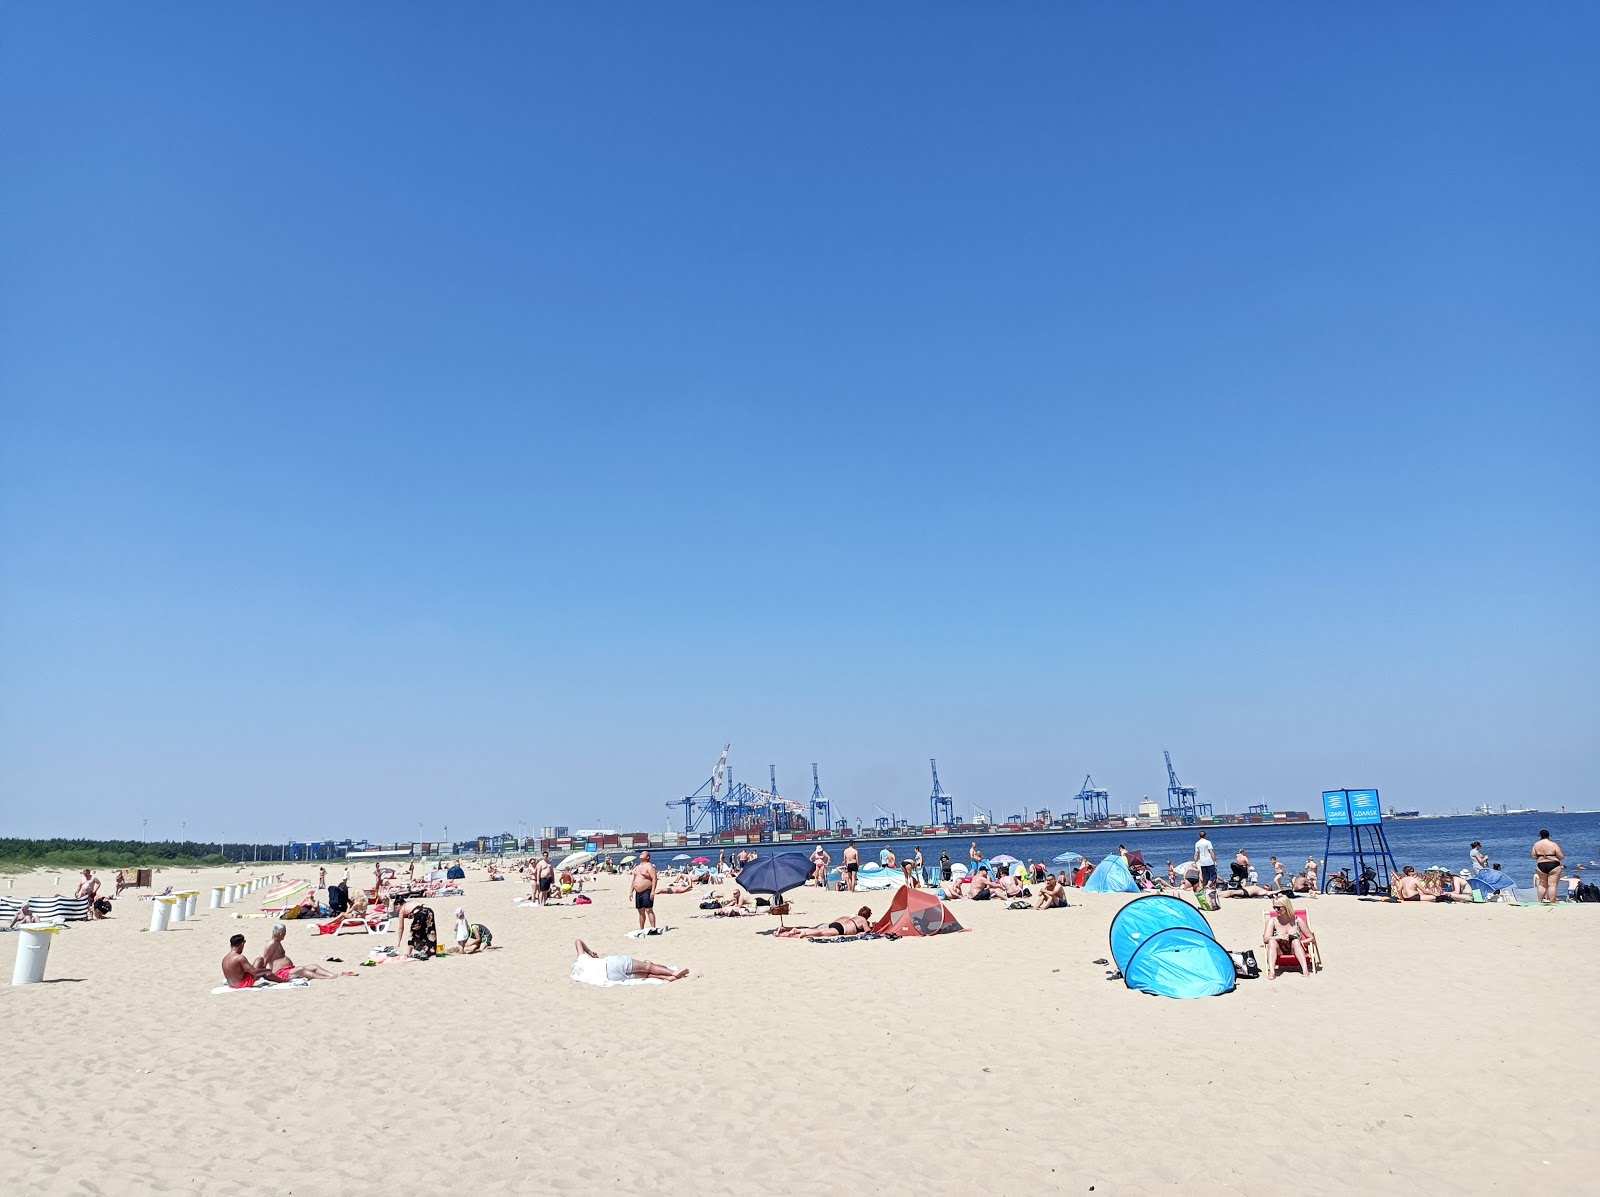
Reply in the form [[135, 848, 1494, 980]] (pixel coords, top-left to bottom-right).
[[804, 811, 1597, 884]]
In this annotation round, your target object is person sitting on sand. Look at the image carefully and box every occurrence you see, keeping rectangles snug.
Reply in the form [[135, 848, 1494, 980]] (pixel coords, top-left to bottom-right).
[[1035, 874, 1068, 910], [968, 867, 995, 901], [777, 907, 873, 939], [462, 922, 494, 952], [1393, 866, 1432, 902], [257, 924, 340, 981], [7, 900, 39, 929], [572, 938, 687, 982], [1262, 896, 1313, 979], [223, 933, 275, 989]]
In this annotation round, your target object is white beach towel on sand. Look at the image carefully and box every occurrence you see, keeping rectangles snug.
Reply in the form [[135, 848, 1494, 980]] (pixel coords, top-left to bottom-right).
[[569, 957, 663, 987], [625, 926, 671, 938], [209, 979, 310, 994]]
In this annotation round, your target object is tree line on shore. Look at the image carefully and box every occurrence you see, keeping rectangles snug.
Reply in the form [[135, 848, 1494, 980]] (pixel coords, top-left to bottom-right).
[[0, 838, 289, 869]]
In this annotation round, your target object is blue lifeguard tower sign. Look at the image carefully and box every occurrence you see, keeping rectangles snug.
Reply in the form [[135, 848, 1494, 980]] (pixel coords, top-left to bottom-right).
[[1321, 788, 1398, 894]]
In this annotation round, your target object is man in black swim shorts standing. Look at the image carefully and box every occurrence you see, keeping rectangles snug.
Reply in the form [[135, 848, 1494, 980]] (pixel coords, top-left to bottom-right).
[[534, 851, 555, 907], [842, 841, 860, 893], [631, 849, 659, 932]]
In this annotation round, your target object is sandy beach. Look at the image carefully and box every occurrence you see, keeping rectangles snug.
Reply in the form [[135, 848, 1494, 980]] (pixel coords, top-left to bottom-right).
[[0, 863, 1594, 1195]]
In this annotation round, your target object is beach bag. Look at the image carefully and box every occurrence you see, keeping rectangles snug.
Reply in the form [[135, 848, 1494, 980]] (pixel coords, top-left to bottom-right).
[[574, 895, 592, 905]]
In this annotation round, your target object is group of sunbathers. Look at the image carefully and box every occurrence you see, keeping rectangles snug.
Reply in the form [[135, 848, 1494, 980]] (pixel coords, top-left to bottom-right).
[[941, 865, 1038, 902]]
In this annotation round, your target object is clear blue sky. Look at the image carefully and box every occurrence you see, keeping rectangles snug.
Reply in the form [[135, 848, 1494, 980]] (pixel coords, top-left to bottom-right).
[[2, 6, 1595, 843]]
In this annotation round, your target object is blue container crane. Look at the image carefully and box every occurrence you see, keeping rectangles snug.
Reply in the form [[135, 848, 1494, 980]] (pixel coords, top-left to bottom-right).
[[1075, 774, 1110, 822], [809, 763, 832, 834], [929, 758, 956, 827], [1163, 750, 1213, 823]]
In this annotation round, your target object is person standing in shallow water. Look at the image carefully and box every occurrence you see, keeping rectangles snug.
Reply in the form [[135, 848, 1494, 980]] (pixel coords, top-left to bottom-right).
[[1532, 830, 1565, 905], [1469, 842, 1490, 875]]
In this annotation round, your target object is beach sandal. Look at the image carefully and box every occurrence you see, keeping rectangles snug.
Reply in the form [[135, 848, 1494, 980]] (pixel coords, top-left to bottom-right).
[[325, 956, 343, 962]]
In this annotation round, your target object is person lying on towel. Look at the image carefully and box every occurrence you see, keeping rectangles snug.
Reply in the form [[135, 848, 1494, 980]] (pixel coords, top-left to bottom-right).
[[776, 908, 873, 939]]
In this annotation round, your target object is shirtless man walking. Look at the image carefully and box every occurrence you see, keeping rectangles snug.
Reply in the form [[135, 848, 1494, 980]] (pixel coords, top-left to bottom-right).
[[631, 850, 659, 932], [842, 841, 860, 893], [1532, 830, 1565, 905]]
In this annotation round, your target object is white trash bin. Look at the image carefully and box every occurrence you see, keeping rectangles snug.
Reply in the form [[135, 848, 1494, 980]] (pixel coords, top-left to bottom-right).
[[12, 924, 61, 985], [170, 892, 187, 924], [211, 886, 226, 909], [185, 892, 199, 919], [148, 896, 176, 933]]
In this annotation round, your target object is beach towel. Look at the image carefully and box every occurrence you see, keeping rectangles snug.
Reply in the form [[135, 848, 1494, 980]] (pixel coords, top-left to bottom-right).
[[569, 959, 665, 987], [209, 979, 310, 993], [810, 933, 883, 944], [626, 926, 672, 938]]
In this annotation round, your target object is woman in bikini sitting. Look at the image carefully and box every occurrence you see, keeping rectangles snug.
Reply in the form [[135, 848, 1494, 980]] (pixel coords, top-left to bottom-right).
[[1262, 895, 1313, 979], [778, 907, 873, 939]]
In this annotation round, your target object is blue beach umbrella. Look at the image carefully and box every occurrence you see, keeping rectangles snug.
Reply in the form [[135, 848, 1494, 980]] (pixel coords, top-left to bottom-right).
[[734, 852, 814, 928], [1052, 852, 1085, 865]]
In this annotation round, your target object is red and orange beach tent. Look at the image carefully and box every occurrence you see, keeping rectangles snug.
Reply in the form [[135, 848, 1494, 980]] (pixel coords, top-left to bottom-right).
[[870, 887, 966, 936]]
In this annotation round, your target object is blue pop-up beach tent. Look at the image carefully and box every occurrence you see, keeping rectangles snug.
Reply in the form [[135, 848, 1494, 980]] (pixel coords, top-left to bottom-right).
[[1083, 854, 1140, 893], [1469, 868, 1513, 896], [1108, 894, 1237, 999]]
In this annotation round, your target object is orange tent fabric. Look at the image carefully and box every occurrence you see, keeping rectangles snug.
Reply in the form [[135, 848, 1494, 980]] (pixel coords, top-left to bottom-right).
[[870, 887, 966, 936]]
